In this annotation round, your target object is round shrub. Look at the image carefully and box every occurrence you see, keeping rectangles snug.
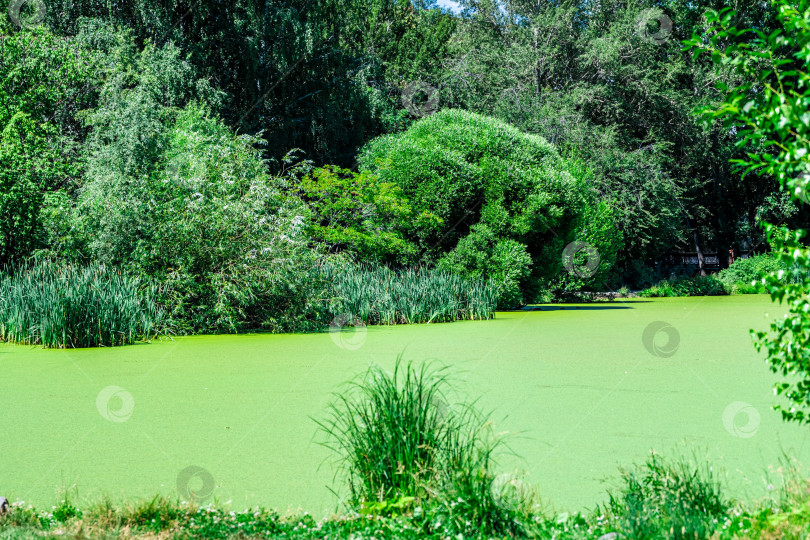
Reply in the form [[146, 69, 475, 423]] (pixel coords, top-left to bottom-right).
[[358, 109, 616, 304], [438, 224, 532, 308]]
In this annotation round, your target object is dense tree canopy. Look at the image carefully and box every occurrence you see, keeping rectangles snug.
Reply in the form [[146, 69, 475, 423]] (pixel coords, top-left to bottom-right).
[[436, 0, 807, 284], [0, 0, 804, 330], [0, 29, 95, 264]]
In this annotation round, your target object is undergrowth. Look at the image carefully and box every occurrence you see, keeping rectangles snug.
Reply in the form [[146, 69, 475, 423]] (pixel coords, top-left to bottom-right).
[[325, 264, 497, 325], [1, 462, 808, 539]]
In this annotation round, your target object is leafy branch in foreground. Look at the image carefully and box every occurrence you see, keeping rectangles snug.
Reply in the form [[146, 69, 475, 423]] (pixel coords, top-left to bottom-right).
[[687, 0, 810, 425], [754, 225, 810, 424]]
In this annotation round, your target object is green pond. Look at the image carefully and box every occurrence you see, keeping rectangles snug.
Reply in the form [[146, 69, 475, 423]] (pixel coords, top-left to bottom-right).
[[1, 296, 808, 516]]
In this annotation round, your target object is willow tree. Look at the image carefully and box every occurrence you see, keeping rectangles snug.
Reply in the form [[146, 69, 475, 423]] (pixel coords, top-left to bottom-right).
[[359, 109, 619, 305]]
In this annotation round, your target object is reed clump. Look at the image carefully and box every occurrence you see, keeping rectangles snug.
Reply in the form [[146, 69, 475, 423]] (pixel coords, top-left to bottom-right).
[[0, 261, 163, 348], [325, 264, 497, 325], [602, 451, 729, 539], [317, 357, 534, 537]]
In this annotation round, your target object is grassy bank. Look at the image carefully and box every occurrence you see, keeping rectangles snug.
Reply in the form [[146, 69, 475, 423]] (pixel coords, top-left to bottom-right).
[[1, 458, 807, 539], [0, 261, 495, 349], [637, 253, 808, 298]]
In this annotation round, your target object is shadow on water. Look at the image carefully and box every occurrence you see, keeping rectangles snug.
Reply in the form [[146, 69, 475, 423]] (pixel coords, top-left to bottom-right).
[[596, 300, 653, 303], [517, 305, 634, 311]]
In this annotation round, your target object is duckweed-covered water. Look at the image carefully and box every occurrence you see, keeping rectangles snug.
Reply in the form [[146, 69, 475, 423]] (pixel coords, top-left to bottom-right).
[[1, 296, 808, 516]]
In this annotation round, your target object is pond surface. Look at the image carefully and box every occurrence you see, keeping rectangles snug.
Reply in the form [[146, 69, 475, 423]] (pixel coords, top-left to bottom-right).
[[1, 296, 808, 515]]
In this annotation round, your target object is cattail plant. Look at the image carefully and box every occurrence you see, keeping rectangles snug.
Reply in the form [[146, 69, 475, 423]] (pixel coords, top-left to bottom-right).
[[0, 261, 163, 348], [324, 264, 497, 326]]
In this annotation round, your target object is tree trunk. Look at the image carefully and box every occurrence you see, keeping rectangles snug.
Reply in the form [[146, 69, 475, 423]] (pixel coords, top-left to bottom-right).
[[685, 214, 706, 276], [694, 229, 707, 276], [711, 133, 730, 270]]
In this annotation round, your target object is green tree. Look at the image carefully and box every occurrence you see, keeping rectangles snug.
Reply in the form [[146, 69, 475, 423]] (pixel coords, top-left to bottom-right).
[[441, 0, 800, 284], [82, 102, 325, 333], [688, 0, 810, 425], [73, 35, 325, 332], [0, 29, 95, 264], [42, 0, 456, 166], [0, 114, 47, 262], [295, 165, 424, 264], [359, 108, 616, 305]]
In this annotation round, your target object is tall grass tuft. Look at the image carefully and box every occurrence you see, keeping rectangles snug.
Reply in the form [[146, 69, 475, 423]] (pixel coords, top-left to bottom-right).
[[324, 264, 497, 325], [317, 356, 533, 537], [603, 451, 729, 539], [0, 261, 163, 348], [736, 457, 810, 537]]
